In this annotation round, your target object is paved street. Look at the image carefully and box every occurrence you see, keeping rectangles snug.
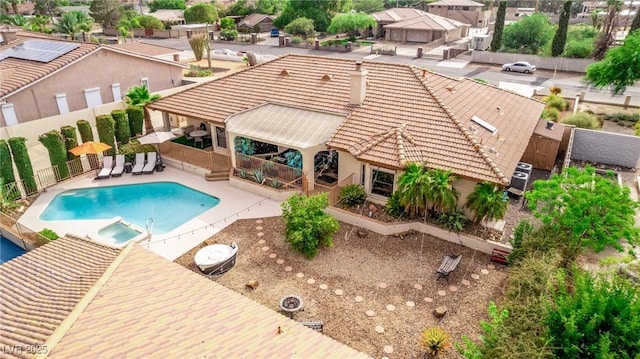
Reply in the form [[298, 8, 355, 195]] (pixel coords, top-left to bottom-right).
[[143, 36, 640, 106]]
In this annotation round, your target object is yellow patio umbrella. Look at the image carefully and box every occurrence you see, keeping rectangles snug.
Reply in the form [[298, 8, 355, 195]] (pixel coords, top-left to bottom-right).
[[68, 141, 112, 156]]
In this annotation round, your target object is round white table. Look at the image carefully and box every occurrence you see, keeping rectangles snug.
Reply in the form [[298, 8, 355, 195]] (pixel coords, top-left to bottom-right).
[[189, 130, 208, 148]]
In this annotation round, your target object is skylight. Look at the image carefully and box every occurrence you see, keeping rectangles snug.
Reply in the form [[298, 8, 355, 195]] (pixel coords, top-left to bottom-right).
[[471, 115, 497, 135]]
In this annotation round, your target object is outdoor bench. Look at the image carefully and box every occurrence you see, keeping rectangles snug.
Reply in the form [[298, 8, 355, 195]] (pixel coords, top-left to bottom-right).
[[436, 254, 462, 283]]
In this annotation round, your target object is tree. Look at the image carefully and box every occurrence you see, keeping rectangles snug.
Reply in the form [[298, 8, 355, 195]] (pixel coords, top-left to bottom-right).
[[274, 0, 338, 32], [284, 17, 315, 37], [255, 0, 286, 14], [590, 9, 603, 30], [224, 0, 255, 16], [526, 165, 640, 262], [136, 15, 164, 29], [28, 14, 51, 33], [280, 193, 339, 259], [353, 0, 384, 13], [395, 163, 430, 217], [464, 181, 507, 224], [148, 0, 185, 12], [630, 9, 640, 34], [219, 16, 235, 30], [188, 33, 205, 61], [490, 1, 506, 52], [546, 271, 640, 358], [502, 13, 554, 55], [592, 0, 623, 60], [117, 15, 140, 42], [35, 0, 59, 17], [425, 168, 458, 215], [38, 130, 69, 179], [184, 3, 218, 24], [551, 1, 572, 56], [125, 85, 161, 134], [1, 14, 28, 26], [89, 0, 122, 28], [54, 10, 93, 40], [338, 0, 353, 12], [326, 12, 376, 41], [584, 31, 640, 94]]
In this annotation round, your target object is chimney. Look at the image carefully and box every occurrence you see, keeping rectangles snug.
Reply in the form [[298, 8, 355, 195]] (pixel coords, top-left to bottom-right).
[[0, 28, 18, 45], [350, 60, 368, 105], [546, 121, 554, 130]]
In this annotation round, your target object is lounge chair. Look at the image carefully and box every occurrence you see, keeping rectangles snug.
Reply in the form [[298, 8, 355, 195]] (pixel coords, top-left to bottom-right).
[[96, 156, 114, 179], [131, 153, 146, 175], [142, 152, 157, 174], [111, 155, 125, 177]]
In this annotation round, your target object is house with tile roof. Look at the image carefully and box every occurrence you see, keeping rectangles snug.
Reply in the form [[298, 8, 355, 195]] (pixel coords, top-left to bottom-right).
[[0, 28, 185, 127], [371, 8, 430, 38], [147, 54, 545, 206], [427, 0, 492, 28], [0, 236, 370, 358], [238, 13, 276, 33], [382, 12, 470, 43]]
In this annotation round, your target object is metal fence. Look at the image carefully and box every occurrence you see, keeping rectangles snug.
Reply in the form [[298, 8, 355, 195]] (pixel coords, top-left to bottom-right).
[[0, 212, 50, 250]]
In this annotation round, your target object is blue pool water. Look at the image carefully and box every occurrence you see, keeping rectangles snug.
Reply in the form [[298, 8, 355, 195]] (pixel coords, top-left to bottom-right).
[[1, 236, 25, 264], [40, 182, 220, 234]]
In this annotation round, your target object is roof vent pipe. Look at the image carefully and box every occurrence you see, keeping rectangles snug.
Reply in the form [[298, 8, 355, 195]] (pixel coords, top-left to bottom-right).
[[350, 60, 368, 105], [546, 121, 554, 129]]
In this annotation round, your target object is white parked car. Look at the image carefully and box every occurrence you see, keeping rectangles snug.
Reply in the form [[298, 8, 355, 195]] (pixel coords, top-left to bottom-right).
[[502, 61, 536, 74]]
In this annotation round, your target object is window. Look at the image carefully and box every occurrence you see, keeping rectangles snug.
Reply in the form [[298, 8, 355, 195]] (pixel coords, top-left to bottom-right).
[[111, 83, 122, 101], [141, 77, 149, 89], [462, 6, 469, 10], [55, 94, 70, 114], [447, 6, 453, 10], [215, 126, 227, 148], [371, 169, 395, 197], [83, 87, 103, 108], [1, 104, 18, 126]]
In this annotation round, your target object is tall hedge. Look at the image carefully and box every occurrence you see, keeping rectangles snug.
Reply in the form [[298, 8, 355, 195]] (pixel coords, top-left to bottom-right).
[[111, 109, 131, 145], [551, 1, 572, 57], [0, 140, 15, 184], [76, 119, 94, 142], [96, 115, 116, 156], [8, 137, 36, 193], [126, 106, 144, 136], [490, 1, 506, 52], [60, 125, 79, 160], [38, 130, 69, 180]]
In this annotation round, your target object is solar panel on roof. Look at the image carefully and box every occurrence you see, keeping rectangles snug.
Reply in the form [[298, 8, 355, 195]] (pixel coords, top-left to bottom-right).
[[0, 40, 80, 63]]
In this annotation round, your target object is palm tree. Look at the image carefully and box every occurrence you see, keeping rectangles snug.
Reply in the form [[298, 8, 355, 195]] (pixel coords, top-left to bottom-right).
[[1, 14, 28, 26], [396, 163, 430, 217], [117, 17, 140, 43], [54, 10, 93, 41], [465, 181, 508, 224], [425, 168, 459, 215], [125, 84, 161, 134], [28, 14, 51, 33]]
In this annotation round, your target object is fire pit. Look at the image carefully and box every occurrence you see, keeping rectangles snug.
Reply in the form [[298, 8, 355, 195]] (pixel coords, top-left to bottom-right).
[[279, 295, 304, 318]]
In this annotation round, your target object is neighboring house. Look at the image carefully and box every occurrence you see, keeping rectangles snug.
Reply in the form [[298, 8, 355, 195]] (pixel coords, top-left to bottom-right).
[[237, 13, 276, 33], [505, 7, 536, 21], [110, 41, 183, 61], [371, 8, 429, 38], [148, 9, 186, 25], [382, 13, 469, 43], [427, 0, 492, 28], [0, 236, 369, 358], [147, 54, 545, 206], [577, 0, 638, 26], [0, 29, 185, 127]]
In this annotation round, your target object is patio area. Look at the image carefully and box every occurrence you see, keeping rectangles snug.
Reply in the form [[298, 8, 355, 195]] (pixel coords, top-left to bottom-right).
[[176, 216, 508, 358]]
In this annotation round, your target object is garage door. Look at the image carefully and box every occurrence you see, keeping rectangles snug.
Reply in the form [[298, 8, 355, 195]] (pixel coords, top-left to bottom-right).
[[407, 30, 428, 43], [389, 30, 403, 42]]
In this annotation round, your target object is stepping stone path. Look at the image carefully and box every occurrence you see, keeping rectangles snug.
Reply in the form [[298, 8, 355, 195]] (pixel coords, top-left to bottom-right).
[[383, 346, 394, 354], [449, 286, 458, 292], [276, 259, 284, 264], [307, 278, 316, 284], [257, 232, 264, 237], [296, 272, 304, 278], [261, 246, 270, 251], [255, 220, 263, 224], [375, 326, 385, 334], [481, 269, 490, 275], [284, 266, 293, 272], [256, 226, 263, 231], [319, 284, 328, 290], [354, 296, 363, 302], [471, 273, 480, 280], [406, 301, 415, 307], [385, 304, 395, 312], [258, 239, 266, 245], [334, 289, 344, 296], [414, 284, 423, 290], [366, 310, 375, 317], [487, 264, 496, 270], [437, 290, 446, 296], [269, 253, 277, 258], [378, 282, 387, 289], [461, 279, 471, 286], [424, 297, 433, 303]]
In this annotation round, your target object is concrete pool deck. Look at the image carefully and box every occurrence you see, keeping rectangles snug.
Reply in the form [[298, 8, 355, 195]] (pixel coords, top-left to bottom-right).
[[18, 166, 282, 261]]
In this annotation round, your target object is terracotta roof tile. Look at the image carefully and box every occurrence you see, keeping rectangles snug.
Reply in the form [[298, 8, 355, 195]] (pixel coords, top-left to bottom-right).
[[109, 41, 181, 57], [147, 54, 544, 185]]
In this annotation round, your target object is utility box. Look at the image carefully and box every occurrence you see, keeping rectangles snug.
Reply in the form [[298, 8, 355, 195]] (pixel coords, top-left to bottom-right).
[[472, 34, 491, 51]]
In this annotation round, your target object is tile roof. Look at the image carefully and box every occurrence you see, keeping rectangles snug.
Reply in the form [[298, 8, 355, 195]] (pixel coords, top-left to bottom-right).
[[0, 30, 185, 98], [238, 13, 274, 27], [371, 8, 428, 22], [428, 0, 484, 6], [109, 41, 182, 57], [147, 54, 544, 185], [383, 13, 468, 30], [0, 236, 120, 358], [0, 238, 369, 358]]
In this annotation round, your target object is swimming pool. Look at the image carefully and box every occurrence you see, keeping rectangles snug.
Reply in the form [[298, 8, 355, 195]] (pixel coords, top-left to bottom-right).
[[1, 236, 25, 264], [98, 221, 143, 244], [40, 182, 220, 234]]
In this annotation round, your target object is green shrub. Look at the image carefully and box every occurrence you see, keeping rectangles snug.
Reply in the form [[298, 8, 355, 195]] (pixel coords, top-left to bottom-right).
[[270, 178, 283, 189], [338, 184, 366, 206], [562, 112, 599, 129], [603, 112, 640, 123], [437, 210, 466, 232], [507, 219, 535, 264], [635, 122, 640, 136], [76, 119, 94, 142], [237, 169, 248, 179], [188, 33, 205, 61], [96, 115, 116, 156], [126, 106, 144, 136], [281, 193, 339, 259], [542, 107, 560, 122], [8, 138, 36, 193], [220, 29, 238, 41], [543, 94, 568, 111], [60, 126, 79, 160], [0, 140, 15, 184], [549, 86, 562, 95], [38, 228, 60, 241], [291, 36, 302, 44], [185, 65, 212, 77], [118, 140, 155, 162], [38, 130, 69, 180], [111, 109, 131, 145], [563, 38, 593, 58], [252, 169, 265, 184], [385, 192, 405, 219]]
